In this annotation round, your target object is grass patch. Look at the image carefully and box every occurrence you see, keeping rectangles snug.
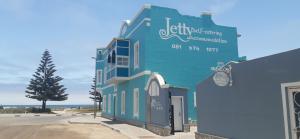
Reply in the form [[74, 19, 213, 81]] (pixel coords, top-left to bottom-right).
[[0, 107, 54, 114], [0, 108, 27, 114], [65, 109, 98, 113]]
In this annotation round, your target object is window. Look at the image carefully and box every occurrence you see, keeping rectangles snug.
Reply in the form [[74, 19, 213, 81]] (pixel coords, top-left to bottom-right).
[[96, 70, 102, 85], [97, 50, 102, 60], [194, 92, 197, 107], [133, 88, 139, 117], [107, 54, 111, 63], [149, 81, 159, 96], [104, 67, 107, 83], [134, 41, 140, 69], [103, 95, 106, 112], [121, 91, 126, 115], [117, 57, 129, 66], [108, 94, 111, 113], [112, 50, 116, 64], [97, 50, 102, 55]]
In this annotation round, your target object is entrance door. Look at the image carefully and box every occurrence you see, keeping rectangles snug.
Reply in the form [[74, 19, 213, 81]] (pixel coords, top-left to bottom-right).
[[288, 87, 300, 139], [113, 94, 117, 119], [171, 96, 183, 131]]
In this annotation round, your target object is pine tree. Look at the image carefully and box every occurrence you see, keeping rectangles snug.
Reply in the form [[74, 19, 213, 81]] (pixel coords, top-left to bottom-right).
[[89, 77, 102, 110], [25, 50, 68, 111]]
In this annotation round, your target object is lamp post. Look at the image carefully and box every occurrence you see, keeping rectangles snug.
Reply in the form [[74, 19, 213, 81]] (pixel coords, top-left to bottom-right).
[[91, 57, 97, 119]]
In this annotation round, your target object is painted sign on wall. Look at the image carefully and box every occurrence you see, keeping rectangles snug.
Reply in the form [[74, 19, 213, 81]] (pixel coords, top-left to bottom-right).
[[159, 17, 227, 44]]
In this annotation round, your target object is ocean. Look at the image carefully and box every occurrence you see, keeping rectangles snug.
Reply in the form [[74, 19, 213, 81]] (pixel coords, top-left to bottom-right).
[[1, 105, 94, 110]]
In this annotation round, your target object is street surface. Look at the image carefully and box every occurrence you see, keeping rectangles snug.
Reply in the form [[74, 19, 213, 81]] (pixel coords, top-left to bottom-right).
[[0, 114, 128, 139]]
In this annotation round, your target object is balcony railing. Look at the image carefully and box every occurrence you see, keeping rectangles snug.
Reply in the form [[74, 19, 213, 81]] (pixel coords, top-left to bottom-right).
[[104, 39, 130, 83]]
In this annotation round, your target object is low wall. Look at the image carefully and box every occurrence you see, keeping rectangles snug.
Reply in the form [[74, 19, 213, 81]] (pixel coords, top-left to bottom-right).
[[146, 123, 171, 136], [195, 132, 229, 139]]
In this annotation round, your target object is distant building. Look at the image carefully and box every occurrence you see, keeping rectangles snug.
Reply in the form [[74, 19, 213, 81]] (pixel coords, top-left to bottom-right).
[[195, 49, 300, 139], [95, 4, 241, 135]]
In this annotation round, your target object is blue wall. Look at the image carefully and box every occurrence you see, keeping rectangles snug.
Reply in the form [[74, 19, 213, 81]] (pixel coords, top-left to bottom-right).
[[97, 5, 239, 123], [146, 6, 239, 120]]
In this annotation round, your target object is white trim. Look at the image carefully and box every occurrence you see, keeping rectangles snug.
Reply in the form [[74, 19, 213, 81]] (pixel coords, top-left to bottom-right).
[[108, 94, 111, 113], [131, 70, 151, 79], [116, 55, 129, 58], [121, 90, 126, 115], [161, 84, 170, 88], [116, 65, 129, 68], [145, 73, 166, 91], [113, 93, 117, 115], [101, 84, 114, 90], [148, 81, 159, 96], [101, 70, 151, 90], [127, 4, 151, 27], [96, 69, 103, 85], [133, 88, 139, 118], [126, 18, 151, 38], [103, 95, 106, 112], [104, 66, 107, 84], [134, 41, 140, 69], [281, 81, 300, 139], [116, 56, 129, 67], [96, 60, 104, 62], [194, 92, 197, 107]]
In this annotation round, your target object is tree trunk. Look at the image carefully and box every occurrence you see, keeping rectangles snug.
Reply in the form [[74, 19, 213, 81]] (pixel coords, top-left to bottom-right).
[[42, 100, 46, 112]]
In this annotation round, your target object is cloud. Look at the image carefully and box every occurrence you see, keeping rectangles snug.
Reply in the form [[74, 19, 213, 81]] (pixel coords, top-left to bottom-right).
[[208, 0, 238, 15]]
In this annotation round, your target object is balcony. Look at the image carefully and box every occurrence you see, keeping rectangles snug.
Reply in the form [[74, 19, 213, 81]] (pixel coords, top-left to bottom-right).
[[105, 39, 130, 84]]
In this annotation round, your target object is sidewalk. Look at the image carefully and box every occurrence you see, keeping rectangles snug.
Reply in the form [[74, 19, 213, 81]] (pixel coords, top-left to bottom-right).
[[68, 116, 196, 139]]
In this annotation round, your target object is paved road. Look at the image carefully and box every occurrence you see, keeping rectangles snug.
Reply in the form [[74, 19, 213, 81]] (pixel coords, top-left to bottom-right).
[[0, 114, 128, 139]]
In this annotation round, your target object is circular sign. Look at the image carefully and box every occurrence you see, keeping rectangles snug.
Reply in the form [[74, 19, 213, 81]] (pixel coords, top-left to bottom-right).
[[213, 71, 229, 87]]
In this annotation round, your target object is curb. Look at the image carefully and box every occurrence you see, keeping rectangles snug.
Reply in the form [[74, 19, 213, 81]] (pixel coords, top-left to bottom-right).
[[67, 120, 135, 139], [98, 122, 121, 133], [97, 121, 138, 139], [67, 121, 101, 125]]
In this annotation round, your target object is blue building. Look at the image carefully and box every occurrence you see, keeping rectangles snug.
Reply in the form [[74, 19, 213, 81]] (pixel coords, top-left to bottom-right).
[[95, 4, 241, 135]]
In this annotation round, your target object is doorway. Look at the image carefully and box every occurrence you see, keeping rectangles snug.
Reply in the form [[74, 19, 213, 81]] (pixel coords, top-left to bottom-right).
[[282, 82, 300, 139], [288, 87, 300, 139], [113, 94, 117, 119], [171, 96, 184, 131]]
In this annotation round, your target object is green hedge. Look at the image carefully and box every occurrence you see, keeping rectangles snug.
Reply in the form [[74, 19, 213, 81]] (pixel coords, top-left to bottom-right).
[[0, 108, 26, 113], [26, 107, 51, 113], [0, 107, 52, 114]]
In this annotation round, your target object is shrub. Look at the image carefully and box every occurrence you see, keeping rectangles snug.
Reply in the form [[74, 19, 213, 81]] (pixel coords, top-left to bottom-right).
[[26, 107, 51, 113], [0, 108, 26, 113], [0, 105, 3, 110]]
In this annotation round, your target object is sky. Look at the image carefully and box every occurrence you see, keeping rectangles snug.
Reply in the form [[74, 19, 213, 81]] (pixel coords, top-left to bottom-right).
[[0, 0, 299, 105]]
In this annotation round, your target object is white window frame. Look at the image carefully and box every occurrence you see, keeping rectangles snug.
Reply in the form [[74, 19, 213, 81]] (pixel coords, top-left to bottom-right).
[[103, 95, 106, 112], [134, 41, 140, 69], [104, 67, 107, 83], [117, 56, 129, 66], [194, 92, 197, 107], [96, 70, 102, 85], [133, 88, 139, 118], [108, 94, 111, 113], [121, 90, 126, 115], [149, 81, 159, 96]]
